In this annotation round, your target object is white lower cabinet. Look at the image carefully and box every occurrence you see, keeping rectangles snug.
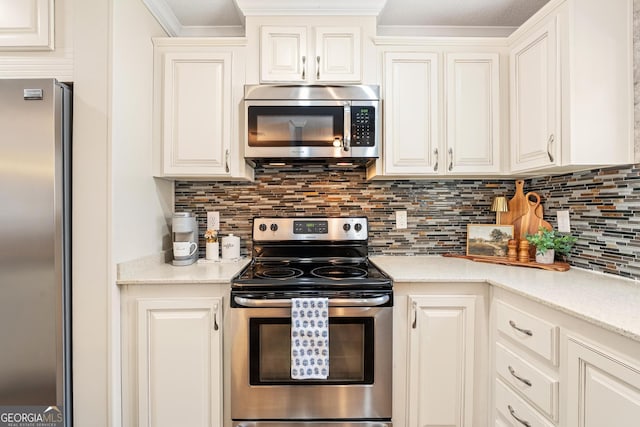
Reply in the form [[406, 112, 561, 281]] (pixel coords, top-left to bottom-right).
[[493, 298, 560, 426], [492, 288, 640, 427], [566, 336, 640, 427], [121, 285, 225, 427], [393, 284, 489, 427]]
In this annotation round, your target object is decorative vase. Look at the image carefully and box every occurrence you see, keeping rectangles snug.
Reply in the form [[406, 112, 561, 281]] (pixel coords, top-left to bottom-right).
[[206, 241, 219, 261], [535, 249, 555, 264]]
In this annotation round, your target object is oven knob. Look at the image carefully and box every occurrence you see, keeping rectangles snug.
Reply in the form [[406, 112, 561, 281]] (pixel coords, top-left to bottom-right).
[[354, 223, 363, 232], [343, 223, 351, 232], [259, 223, 267, 232], [270, 223, 278, 232]]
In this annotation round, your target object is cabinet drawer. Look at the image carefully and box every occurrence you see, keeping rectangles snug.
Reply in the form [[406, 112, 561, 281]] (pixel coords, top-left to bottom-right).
[[495, 379, 555, 427], [496, 300, 558, 365], [496, 343, 559, 421]]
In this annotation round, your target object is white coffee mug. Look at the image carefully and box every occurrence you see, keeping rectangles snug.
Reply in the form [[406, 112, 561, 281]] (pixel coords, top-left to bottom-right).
[[173, 241, 197, 258]]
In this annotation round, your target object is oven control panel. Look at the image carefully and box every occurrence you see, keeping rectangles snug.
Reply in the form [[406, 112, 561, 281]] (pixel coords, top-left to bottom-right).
[[253, 217, 368, 241]]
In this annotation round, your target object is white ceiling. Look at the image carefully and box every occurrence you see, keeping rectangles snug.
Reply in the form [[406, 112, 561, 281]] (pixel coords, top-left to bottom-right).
[[143, 0, 551, 37]]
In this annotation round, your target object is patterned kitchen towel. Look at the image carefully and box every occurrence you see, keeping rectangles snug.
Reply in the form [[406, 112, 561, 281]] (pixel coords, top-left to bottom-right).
[[291, 297, 329, 380]]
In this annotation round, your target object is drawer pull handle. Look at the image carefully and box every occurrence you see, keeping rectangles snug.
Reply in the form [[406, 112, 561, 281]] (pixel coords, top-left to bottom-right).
[[509, 320, 533, 336], [508, 365, 532, 387], [508, 405, 532, 427]]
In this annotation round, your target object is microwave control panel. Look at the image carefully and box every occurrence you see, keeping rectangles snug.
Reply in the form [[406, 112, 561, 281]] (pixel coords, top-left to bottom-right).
[[351, 106, 375, 147]]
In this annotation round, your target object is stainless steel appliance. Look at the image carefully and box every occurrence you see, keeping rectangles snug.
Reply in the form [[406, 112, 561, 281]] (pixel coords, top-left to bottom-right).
[[230, 217, 392, 427], [243, 85, 380, 165], [0, 79, 72, 424]]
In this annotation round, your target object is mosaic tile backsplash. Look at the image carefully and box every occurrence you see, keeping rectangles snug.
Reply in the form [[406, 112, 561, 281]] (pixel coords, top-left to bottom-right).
[[175, 163, 640, 281]]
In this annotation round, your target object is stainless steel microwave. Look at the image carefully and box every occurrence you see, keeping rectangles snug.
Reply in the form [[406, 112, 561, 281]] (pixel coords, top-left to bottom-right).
[[243, 85, 380, 165]]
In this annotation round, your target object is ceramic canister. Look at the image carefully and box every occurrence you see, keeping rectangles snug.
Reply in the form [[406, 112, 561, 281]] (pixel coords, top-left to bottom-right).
[[221, 234, 240, 260]]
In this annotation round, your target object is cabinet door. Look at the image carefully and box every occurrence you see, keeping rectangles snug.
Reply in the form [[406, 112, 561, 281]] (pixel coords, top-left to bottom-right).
[[566, 337, 640, 427], [161, 51, 232, 176], [445, 53, 500, 174], [314, 27, 361, 82], [510, 18, 559, 172], [136, 297, 223, 427], [260, 26, 307, 82], [0, 0, 53, 50], [383, 52, 439, 175], [407, 295, 476, 427]]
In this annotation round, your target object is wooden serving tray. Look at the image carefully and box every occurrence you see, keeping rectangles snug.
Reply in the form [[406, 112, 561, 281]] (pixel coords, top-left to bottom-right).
[[443, 253, 570, 272]]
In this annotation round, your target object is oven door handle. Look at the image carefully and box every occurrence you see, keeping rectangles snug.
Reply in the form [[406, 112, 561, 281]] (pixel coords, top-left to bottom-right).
[[233, 295, 390, 308]]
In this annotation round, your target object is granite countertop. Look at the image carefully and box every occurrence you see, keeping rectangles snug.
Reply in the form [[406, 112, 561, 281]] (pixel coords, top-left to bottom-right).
[[371, 255, 640, 343], [116, 253, 250, 285], [116, 253, 640, 342]]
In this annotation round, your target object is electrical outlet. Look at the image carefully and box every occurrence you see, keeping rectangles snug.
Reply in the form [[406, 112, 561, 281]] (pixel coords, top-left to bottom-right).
[[207, 211, 220, 230], [557, 210, 570, 233], [395, 210, 408, 229]]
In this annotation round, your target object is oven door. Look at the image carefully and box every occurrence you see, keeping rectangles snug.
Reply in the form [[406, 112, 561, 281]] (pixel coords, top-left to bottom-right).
[[230, 293, 392, 422]]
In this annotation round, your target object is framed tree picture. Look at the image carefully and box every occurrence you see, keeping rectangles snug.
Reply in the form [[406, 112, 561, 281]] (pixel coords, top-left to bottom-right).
[[466, 224, 514, 258]]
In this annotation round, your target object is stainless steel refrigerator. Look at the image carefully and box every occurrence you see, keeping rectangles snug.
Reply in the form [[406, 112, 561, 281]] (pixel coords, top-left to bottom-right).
[[0, 79, 71, 425]]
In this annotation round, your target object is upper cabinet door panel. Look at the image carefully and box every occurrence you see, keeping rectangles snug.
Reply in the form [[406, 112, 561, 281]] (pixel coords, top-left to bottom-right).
[[260, 26, 307, 82], [510, 18, 559, 172], [162, 52, 231, 176], [446, 53, 500, 174], [383, 52, 439, 175], [314, 27, 361, 82], [0, 0, 53, 50], [260, 25, 361, 83]]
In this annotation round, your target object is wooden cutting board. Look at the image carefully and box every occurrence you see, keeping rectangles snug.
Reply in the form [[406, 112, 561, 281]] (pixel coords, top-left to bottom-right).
[[513, 192, 552, 240], [499, 180, 528, 226]]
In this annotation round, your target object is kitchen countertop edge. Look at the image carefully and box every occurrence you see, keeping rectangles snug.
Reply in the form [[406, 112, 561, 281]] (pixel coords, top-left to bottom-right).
[[116, 254, 640, 343], [370, 255, 640, 343], [116, 252, 250, 286]]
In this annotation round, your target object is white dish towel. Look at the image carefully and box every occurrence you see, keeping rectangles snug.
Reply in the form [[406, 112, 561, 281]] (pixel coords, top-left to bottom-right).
[[291, 297, 329, 380]]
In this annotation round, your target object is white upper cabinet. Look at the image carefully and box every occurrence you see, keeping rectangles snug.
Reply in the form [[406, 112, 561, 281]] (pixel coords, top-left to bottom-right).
[[377, 48, 502, 178], [445, 52, 500, 174], [0, 0, 53, 50], [509, 16, 560, 172], [260, 25, 361, 83], [383, 51, 439, 175], [508, 0, 633, 173], [153, 38, 253, 180]]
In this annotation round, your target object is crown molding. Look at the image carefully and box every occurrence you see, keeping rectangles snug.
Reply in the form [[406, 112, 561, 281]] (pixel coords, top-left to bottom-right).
[[234, 0, 387, 16]]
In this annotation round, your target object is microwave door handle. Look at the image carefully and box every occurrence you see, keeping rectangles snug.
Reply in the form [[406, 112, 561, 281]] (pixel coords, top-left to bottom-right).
[[343, 104, 351, 151], [234, 295, 389, 308]]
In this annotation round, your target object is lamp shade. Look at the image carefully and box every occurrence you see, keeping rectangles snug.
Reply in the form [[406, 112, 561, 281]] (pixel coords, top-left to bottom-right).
[[491, 196, 508, 213]]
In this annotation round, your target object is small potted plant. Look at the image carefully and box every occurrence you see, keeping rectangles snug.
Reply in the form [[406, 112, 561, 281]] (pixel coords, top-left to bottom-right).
[[525, 227, 577, 264]]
